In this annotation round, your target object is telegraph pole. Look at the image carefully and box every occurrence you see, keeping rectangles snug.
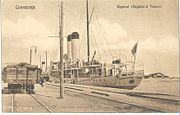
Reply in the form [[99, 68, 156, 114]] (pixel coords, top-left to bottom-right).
[[48, 2, 64, 99], [59, 2, 64, 99]]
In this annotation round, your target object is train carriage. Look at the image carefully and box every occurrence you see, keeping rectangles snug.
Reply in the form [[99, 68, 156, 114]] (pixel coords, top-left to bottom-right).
[[2, 62, 42, 93]]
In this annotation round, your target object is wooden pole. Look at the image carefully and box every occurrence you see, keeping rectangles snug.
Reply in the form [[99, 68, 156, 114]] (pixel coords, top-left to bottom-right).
[[45, 51, 47, 72], [59, 2, 64, 99], [25, 68, 29, 92], [30, 49, 32, 65], [16, 67, 18, 83], [40, 55, 42, 69]]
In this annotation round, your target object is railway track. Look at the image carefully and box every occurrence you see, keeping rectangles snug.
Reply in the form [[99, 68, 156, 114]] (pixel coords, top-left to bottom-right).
[[65, 88, 163, 112], [46, 83, 180, 112], [10, 93, 53, 113], [47, 83, 180, 102], [65, 84, 180, 104], [30, 94, 53, 113]]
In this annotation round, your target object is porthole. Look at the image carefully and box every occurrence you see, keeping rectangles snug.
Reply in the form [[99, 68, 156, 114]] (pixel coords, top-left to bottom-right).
[[129, 80, 135, 84]]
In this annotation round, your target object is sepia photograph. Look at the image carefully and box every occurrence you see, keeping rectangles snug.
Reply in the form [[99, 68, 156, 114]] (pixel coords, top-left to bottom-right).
[[1, 0, 179, 113]]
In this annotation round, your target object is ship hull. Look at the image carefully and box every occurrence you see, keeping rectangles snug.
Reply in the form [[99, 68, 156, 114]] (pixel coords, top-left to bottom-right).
[[76, 76, 143, 90], [50, 71, 143, 89]]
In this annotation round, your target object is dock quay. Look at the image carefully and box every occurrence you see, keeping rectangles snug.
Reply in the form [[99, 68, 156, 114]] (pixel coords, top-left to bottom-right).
[[3, 82, 180, 112]]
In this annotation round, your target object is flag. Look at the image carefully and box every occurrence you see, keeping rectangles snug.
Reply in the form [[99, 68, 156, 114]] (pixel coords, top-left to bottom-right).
[[131, 42, 138, 58]]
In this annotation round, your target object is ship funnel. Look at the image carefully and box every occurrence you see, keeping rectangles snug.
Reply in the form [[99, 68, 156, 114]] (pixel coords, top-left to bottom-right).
[[71, 32, 79, 63], [67, 34, 72, 59]]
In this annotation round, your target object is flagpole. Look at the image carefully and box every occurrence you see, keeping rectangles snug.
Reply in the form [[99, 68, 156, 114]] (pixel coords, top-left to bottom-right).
[[133, 56, 136, 74]]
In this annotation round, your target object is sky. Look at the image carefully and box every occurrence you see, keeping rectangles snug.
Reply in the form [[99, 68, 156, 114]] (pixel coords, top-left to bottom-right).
[[1, 0, 179, 77]]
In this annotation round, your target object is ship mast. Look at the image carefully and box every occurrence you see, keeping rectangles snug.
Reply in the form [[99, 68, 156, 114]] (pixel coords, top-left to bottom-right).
[[86, 0, 90, 63]]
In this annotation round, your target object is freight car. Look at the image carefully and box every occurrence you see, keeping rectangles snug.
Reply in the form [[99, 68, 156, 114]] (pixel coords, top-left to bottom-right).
[[2, 62, 42, 93]]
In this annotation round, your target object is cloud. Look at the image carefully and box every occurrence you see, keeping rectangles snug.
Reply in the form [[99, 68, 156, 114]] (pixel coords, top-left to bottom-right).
[[3, 16, 62, 49], [90, 18, 127, 45], [2, 16, 59, 64], [85, 23, 179, 77], [107, 36, 179, 55], [88, 18, 178, 55], [140, 37, 179, 54]]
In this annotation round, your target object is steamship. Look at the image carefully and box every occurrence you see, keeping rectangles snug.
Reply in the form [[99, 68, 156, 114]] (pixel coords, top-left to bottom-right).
[[49, 1, 144, 89]]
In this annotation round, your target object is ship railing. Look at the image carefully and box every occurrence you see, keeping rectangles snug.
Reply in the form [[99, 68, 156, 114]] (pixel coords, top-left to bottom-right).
[[120, 70, 144, 76], [117, 62, 144, 69]]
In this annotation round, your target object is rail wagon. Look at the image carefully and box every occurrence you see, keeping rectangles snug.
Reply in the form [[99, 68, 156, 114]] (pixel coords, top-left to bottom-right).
[[2, 62, 42, 93]]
